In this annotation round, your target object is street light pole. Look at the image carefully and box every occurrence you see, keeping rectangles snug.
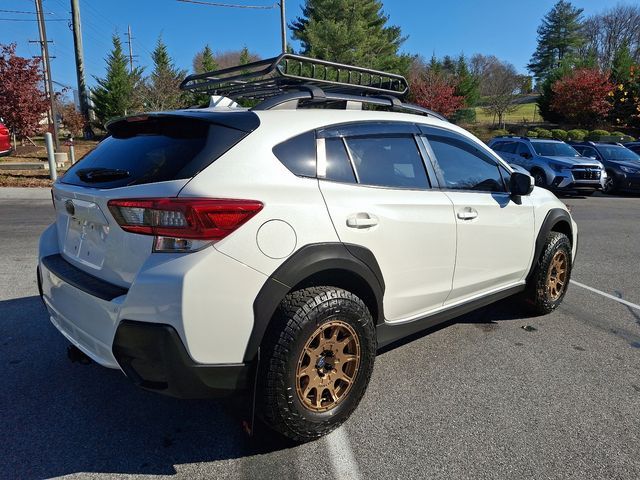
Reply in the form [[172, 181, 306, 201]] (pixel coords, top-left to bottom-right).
[[35, 0, 59, 150], [280, 1, 287, 53]]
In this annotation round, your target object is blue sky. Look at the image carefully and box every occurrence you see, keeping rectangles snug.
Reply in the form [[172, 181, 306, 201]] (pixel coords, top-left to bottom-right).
[[0, 0, 631, 94]]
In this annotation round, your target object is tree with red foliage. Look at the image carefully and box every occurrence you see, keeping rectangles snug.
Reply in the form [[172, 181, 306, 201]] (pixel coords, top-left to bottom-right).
[[410, 70, 464, 118], [550, 68, 613, 127], [0, 43, 49, 139]]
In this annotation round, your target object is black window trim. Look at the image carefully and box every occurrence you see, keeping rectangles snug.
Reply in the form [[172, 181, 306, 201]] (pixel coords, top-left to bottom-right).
[[418, 125, 511, 195]]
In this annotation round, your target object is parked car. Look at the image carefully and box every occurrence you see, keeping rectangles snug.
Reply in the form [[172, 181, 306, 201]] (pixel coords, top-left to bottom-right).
[[569, 141, 640, 194], [488, 136, 604, 195], [0, 121, 12, 157], [623, 141, 640, 156], [37, 55, 578, 442]]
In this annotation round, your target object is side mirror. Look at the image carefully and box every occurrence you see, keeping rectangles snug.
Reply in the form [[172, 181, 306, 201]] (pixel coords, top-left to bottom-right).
[[510, 171, 534, 196], [520, 152, 532, 159]]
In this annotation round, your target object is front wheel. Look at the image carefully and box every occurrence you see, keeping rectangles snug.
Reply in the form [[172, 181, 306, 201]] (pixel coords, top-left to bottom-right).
[[532, 170, 548, 189], [525, 231, 572, 315], [603, 173, 618, 194], [258, 286, 376, 442]]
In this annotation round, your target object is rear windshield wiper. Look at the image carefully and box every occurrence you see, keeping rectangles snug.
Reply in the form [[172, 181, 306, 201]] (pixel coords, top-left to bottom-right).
[[75, 168, 131, 183]]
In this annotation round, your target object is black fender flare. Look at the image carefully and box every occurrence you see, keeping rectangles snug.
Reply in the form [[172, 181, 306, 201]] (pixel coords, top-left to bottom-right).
[[527, 208, 573, 281], [245, 242, 385, 362]]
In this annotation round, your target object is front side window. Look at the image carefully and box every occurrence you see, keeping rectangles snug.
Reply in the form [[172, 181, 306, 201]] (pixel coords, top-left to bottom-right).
[[425, 133, 506, 192], [344, 136, 429, 189], [516, 142, 532, 156]]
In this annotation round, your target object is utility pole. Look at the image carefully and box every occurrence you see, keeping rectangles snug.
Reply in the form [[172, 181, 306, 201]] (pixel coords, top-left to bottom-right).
[[70, 0, 91, 134], [35, 0, 59, 150], [280, 1, 286, 53], [126, 25, 135, 73]]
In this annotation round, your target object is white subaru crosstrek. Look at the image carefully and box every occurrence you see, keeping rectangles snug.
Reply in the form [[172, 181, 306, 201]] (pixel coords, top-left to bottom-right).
[[38, 55, 577, 442]]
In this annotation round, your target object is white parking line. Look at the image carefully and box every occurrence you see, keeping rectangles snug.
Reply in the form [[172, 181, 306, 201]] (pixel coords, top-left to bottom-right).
[[571, 280, 640, 311], [325, 426, 362, 480]]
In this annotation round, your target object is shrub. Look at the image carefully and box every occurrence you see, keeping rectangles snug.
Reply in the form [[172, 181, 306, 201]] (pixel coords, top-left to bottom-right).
[[490, 129, 509, 138], [587, 129, 610, 141], [526, 130, 538, 138], [551, 129, 568, 141], [566, 129, 587, 141], [610, 131, 636, 142], [536, 128, 553, 138]]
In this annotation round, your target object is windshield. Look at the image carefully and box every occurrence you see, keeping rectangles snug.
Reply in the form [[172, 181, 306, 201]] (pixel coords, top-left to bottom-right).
[[597, 145, 640, 162], [531, 142, 580, 157]]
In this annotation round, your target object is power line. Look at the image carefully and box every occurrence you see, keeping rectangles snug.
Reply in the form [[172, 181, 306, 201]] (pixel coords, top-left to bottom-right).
[[0, 9, 54, 15], [0, 17, 68, 21], [177, 0, 277, 10]]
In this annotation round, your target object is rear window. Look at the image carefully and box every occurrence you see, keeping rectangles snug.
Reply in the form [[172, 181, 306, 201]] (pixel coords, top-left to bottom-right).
[[62, 116, 247, 188]]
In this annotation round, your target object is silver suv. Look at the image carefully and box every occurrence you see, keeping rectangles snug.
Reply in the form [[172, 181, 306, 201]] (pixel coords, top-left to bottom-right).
[[489, 136, 605, 194]]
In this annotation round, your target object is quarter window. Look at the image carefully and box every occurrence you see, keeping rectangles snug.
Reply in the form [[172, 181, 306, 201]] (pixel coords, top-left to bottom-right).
[[426, 134, 506, 192], [272, 130, 316, 177], [344, 136, 429, 189]]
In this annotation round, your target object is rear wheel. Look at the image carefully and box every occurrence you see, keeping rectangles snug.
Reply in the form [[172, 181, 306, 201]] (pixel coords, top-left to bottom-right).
[[525, 231, 572, 314], [259, 286, 376, 442]]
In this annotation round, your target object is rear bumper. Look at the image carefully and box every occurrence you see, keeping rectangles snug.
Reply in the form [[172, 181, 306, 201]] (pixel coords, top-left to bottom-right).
[[112, 320, 251, 398], [0, 147, 12, 157]]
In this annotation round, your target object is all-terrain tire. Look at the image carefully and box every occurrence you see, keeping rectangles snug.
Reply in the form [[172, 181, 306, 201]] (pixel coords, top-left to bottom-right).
[[258, 286, 376, 442], [525, 231, 572, 315]]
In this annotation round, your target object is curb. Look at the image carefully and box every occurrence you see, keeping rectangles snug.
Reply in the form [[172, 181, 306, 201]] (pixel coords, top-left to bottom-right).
[[0, 187, 51, 200]]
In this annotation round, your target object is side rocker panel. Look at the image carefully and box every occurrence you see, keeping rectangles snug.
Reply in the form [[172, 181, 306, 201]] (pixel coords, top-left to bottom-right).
[[245, 242, 385, 362]]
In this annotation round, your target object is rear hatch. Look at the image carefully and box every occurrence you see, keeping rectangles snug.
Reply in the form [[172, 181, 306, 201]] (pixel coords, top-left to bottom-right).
[[52, 111, 259, 286]]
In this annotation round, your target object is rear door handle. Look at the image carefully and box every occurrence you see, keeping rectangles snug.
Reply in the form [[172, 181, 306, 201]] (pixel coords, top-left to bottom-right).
[[457, 207, 478, 220], [346, 213, 379, 229]]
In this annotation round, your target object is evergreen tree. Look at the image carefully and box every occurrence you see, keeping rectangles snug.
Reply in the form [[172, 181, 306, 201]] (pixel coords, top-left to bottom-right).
[[142, 37, 187, 111], [528, 1, 585, 82], [239, 46, 251, 65], [91, 35, 143, 126], [611, 42, 634, 84], [191, 45, 219, 106], [291, 0, 411, 74], [454, 55, 479, 107]]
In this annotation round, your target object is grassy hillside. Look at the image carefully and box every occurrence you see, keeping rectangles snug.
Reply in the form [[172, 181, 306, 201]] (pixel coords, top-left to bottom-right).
[[474, 102, 539, 124]]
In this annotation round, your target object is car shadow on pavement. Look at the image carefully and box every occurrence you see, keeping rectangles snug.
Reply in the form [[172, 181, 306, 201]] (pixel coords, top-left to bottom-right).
[[378, 295, 533, 355], [0, 296, 296, 479]]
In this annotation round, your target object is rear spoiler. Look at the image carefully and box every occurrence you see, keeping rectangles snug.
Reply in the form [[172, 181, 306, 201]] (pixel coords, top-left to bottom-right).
[[105, 110, 260, 136]]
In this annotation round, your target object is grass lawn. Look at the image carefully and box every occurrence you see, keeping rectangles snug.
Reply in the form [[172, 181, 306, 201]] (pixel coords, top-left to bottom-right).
[[474, 102, 539, 125]]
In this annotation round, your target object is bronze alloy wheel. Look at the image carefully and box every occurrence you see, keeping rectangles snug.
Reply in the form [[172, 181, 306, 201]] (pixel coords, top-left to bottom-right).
[[546, 250, 568, 301], [295, 320, 361, 413]]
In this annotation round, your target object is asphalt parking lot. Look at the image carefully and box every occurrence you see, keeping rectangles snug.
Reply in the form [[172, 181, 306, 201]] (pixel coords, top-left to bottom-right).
[[1, 189, 639, 480]]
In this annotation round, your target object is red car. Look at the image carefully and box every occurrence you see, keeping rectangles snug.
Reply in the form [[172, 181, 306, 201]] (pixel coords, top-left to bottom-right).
[[0, 122, 11, 157]]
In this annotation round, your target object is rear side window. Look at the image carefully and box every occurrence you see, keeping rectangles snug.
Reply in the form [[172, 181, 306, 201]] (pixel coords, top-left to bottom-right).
[[63, 117, 247, 189], [272, 130, 316, 177], [345, 136, 429, 189], [324, 138, 356, 183]]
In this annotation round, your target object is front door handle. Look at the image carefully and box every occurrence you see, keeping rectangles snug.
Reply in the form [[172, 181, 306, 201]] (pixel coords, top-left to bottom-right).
[[346, 212, 379, 229], [457, 207, 478, 220]]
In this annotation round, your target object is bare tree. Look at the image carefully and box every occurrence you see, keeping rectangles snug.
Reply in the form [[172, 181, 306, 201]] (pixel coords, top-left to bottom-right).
[[582, 5, 640, 68], [480, 60, 521, 128]]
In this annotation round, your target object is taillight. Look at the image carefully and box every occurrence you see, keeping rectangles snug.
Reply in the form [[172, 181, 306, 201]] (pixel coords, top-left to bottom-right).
[[107, 198, 263, 252]]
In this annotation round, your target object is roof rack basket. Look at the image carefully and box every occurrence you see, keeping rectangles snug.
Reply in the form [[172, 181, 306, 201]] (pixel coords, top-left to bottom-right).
[[180, 53, 408, 99], [179, 54, 446, 121]]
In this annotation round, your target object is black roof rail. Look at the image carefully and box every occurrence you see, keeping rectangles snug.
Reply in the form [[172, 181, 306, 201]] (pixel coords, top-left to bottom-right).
[[180, 54, 447, 122]]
